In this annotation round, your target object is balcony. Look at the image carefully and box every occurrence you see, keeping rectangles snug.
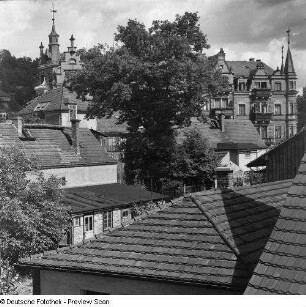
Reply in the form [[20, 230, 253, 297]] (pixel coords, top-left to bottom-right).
[[251, 88, 272, 99], [250, 112, 273, 123]]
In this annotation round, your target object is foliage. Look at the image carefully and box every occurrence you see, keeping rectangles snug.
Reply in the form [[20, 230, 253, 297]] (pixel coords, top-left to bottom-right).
[[297, 95, 306, 132], [166, 128, 220, 193], [0, 146, 71, 265], [245, 170, 266, 186], [0, 49, 38, 111], [74, 12, 227, 187]]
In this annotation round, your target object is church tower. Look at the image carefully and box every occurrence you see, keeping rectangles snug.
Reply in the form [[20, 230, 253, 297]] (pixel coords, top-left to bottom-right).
[[48, 4, 60, 64]]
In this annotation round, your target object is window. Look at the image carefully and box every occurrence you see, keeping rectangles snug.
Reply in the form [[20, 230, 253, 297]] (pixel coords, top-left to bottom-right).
[[73, 217, 81, 227], [261, 104, 267, 113], [239, 82, 246, 91], [238, 104, 246, 115], [215, 98, 221, 108], [289, 81, 296, 90], [289, 125, 294, 137], [289, 103, 294, 114], [84, 216, 93, 232], [275, 126, 282, 139], [275, 82, 281, 91], [275, 104, 281, 115], [103, 211, 112, 230], [261, 126, 267, 139], [255, 82, 260, 88], [122, 210, 129, 218], [261, 82, 267, 88], [244, 151, 251, 158]]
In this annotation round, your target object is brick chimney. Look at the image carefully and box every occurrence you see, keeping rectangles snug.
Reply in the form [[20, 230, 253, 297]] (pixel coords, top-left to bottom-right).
[[12, 116, 23, 137], [215, 167, 234, 189]]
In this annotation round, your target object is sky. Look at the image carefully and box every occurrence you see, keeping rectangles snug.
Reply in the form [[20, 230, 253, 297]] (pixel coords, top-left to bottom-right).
[[0, 0, 305, 93]]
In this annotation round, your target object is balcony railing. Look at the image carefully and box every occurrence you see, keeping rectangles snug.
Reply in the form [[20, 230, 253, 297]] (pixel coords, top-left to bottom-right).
[[251, 88, 272, 99], [250, 112, 273, 122], [211, 107, 234, 118]]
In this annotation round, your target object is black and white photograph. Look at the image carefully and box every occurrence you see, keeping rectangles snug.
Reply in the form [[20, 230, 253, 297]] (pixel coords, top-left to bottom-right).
[[0, 0, 305, 301]]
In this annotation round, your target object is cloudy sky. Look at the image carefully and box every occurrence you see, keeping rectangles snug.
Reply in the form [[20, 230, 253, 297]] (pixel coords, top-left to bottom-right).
[[0, 0, 305, 93]]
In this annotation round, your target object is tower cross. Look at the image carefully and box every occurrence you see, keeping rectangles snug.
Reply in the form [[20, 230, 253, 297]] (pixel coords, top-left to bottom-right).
[[286, 28, 291, 45], [50, 3, 57, 25]]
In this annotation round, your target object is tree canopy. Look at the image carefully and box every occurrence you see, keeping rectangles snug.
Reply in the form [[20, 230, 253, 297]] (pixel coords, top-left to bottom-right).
[[74, 12, 227, 188], [0, 146, 71, 265]]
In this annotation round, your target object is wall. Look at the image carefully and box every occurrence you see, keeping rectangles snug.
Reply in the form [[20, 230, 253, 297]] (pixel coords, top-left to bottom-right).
[[37, 270, 237, 295], [42, 164, 117, 188], [61, 112, 97, 130], [238, 149, 266, 171]]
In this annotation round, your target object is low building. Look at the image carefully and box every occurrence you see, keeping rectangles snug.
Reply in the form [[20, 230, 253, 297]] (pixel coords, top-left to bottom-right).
[[18, 179, 292, 295], [0, 119, 117, 188], [62, 183, 166, 244]]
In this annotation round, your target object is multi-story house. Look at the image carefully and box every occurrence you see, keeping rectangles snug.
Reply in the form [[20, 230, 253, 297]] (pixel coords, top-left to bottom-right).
[[208, 33, 298, 146]]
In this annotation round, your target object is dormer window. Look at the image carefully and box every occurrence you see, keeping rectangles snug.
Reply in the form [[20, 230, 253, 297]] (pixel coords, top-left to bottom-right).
[[239, 82, 246, 91]]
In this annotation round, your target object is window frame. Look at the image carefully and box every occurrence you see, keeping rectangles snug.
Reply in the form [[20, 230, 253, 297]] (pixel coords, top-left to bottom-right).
[[274, 104, 281, 115], [103, 211, 113, 231], [238, 104, 246, 116], [84, 215, 93, 232]]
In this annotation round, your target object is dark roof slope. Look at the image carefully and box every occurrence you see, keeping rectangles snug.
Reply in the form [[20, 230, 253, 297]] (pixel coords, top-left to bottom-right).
[[0, 89, 10, 97], [245, 154, 306, 295], [63, 183, 166, 213], [20, 87, 90, 114], [18, 179, 292, 292], [0, 122, 115, 168], [227, 61, 274, 78], [177, 118, 266, 150]]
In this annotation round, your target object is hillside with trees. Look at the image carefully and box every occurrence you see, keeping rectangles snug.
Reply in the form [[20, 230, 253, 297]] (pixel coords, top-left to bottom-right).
[[0, 49, 38, 112]]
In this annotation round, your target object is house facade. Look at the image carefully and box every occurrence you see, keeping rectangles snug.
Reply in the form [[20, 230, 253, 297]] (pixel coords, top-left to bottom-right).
[[208, 35, 298, 146]]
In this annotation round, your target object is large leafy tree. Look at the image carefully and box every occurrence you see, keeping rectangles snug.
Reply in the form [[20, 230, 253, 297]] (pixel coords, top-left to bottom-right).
[[0, 146, 71, 266], [75, 12, 226, 187]]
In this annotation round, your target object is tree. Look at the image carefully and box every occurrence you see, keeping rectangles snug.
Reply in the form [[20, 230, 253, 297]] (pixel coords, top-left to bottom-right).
[[163, 128, 220, 195], [74, 12, 226, 188], [0, 146, 71, 265]]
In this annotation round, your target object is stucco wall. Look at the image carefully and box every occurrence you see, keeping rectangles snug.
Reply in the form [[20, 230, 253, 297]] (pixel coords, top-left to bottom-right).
[[38, 270, 236, 295], [61, 112, 97, 130], [42, 164, 117, 188], [238, 149, 266, 171]]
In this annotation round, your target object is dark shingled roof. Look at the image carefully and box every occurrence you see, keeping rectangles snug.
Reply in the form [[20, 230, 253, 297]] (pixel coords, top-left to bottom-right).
[[63, 183, 166, 213], [18, 179, 292, 292], [20, 87, 90, 114], [0, 122, 115, 168], [226, 61, 274, 78], [177, 118, 266, 150], [245, 154, 306, 295]]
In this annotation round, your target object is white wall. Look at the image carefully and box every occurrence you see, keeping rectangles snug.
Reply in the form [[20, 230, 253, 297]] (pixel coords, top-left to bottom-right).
[[42, 164, 117, 188], [61, 112, 97, 130], [238, 149, 267, 171]]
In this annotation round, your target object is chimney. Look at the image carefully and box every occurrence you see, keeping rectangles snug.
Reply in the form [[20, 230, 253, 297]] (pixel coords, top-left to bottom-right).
[[12, 116, 23, 137], [256, 59, 261, 62], [220, 114, 225, 132], [71, 119, 81, 154], [249, 58, 255, 62], [215, 167, 234, 189]]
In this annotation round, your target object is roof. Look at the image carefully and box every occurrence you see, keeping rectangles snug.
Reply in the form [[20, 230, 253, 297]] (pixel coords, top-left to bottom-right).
[[245, 153, 306, 295], [284, 47, 295, 75], [177, 118, 266, 150], [18, 179, 292, 292], [226, 61, 274, 79], [20, 87, 90, 115], [63, 183, 166, 213], [0, 122, 115, 168]]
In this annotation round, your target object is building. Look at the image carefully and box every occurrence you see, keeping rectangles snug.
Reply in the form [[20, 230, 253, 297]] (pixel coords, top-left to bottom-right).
[[38, 10, 83, 87], [17, 179, 292, 295], [208, 31, 298, 146], [297, 86, 306, 132], [178, 117, 267, 175], [0, 119, 117, 188], [61, 183, 165, 245], [247, 127, 306, 182]]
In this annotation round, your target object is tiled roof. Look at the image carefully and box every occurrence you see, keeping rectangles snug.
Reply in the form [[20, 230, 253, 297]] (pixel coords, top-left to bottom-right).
[[63, 183, 166, 213], [20, 87, 90, 114], [245, 154, 306, 295], [0, 89, 10, 97], [18, 179, 292, 292], [226, 61, 274, 78], [177, 118, 266, 150], [0, 122, 115, 168]]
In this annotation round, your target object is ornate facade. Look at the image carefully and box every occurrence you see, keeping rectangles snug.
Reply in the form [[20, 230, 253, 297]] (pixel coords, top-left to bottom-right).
[[208, 34, 298, 146]]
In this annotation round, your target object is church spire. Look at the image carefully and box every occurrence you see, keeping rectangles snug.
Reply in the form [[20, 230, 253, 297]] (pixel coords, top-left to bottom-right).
[[284, 28, 296, 75], [48, 3, 60, 64]]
